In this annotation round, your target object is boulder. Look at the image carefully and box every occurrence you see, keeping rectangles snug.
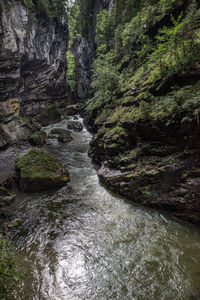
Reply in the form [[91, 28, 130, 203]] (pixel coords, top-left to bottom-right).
[[36, 105, 62, 126], [68, 121, 83, 132], [48, 134, 58, 139], [28, 131, 47, 147], [15, 149, 70, 192], [50, 128, 73, 143], [24, 117, 42, 133]]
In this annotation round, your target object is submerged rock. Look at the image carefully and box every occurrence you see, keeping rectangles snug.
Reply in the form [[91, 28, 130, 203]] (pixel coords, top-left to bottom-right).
[[68, 121, 83, 132], [28, 131, 47, 147], [50, 128, 73, 143], [15, 149, 70, 192]]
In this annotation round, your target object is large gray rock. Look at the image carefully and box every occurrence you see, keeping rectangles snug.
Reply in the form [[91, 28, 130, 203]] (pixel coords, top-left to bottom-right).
[[15, 149, 70, 192], [0, 0, 68, 106]]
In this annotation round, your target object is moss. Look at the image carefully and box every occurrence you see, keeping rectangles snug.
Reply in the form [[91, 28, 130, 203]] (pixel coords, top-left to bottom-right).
[[36, 105, 61, 127], [16, 149, 60, 179], [21, 116, 31, 124], [28, 130, 46, 147], [142, 190, 158, 199], [0, 240, 23, 299], [114, 155, 121, 162], [182, 172, 189, 179], [15, 149, 69, 192]]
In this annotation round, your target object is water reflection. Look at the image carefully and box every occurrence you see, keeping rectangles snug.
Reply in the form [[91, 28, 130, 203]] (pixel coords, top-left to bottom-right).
[[13, 116, 200, 300]]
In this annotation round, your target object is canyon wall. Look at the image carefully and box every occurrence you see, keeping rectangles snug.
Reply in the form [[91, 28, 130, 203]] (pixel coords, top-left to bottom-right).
[[0, 0, 68, 105]]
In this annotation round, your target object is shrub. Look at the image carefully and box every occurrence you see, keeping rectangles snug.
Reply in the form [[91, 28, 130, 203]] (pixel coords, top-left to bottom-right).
[[0, 240, 23, 299]]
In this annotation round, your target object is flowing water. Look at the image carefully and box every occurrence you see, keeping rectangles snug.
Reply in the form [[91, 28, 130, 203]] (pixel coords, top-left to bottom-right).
[[12, 115, 200, 300]]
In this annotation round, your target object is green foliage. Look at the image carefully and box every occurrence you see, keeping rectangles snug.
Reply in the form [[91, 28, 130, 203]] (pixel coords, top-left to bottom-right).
[[69, 3, 81, 40], [23, 0, 34, 9], [79, 0, 200, 143], [95, 10, 114, 49], [91, 51, 120, 110], [70, 0, 93, 38], [0, 240, 23, 299], [142, 190, 159, 199], [15, 149, 62, 179], [23, 0, 69, 21], [28, 130, 46, 147], [149, 1, 200, 75], [66, 50, 76, 91]]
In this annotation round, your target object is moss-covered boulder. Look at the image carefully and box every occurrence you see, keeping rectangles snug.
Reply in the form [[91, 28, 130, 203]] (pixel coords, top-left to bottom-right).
[[28, 131, 47, 147], [36, 105, 61, 126], [15, 149, 70, 192]]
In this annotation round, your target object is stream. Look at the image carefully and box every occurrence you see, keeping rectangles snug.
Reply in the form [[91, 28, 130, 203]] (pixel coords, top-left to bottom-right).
[[12, 115, 200, 300]]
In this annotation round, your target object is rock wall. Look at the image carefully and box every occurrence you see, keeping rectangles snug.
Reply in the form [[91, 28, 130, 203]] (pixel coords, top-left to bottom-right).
[[0, 0, 68, 104], [0, 0, 69, 184], [72, 0, 113, 100], [83, 0, 200, 224]]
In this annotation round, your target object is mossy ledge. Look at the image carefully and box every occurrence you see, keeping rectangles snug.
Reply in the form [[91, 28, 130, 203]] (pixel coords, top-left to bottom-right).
[[15, 149, 70, 192]]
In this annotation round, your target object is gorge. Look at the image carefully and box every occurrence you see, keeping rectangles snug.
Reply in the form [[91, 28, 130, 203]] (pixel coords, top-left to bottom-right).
[[0, 0, 200, 299]]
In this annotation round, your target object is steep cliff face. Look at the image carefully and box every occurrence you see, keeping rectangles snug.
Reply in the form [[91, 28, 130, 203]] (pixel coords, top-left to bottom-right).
[[82, 0, 200, 224], [72, 0, 113, 100], [0, 0, 68, 105], [0, 0, 69, 184]]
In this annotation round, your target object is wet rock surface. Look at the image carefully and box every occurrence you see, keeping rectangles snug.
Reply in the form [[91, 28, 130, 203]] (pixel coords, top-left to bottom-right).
[[88, 113, 200, 224], [68, 121, 83, 132], [50, 128, 73, 143], [15, 148, 70, 192]]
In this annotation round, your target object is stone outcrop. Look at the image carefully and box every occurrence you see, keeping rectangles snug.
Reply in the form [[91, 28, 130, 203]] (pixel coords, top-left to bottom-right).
[[15, 149, 70, 192], [0, 0, 69, 184], [88, 110, 200, 224], [0, 0, 68, 105], [0, 97, 25, 149]]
